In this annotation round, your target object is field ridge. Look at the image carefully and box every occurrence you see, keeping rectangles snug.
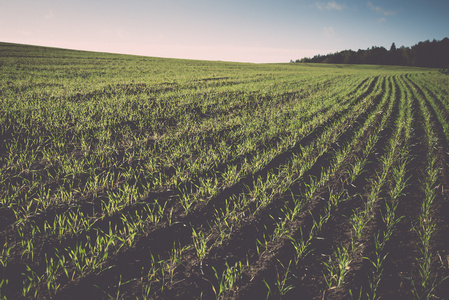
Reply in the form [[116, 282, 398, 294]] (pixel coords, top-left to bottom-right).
[[1, 43, 448, 299]]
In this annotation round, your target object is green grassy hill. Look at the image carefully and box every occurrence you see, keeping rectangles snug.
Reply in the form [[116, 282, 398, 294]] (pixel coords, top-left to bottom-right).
[[1, 42, 449, 299]]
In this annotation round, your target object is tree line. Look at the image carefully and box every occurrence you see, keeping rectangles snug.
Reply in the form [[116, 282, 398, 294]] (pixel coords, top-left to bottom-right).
[[292, 37, 449, 68]]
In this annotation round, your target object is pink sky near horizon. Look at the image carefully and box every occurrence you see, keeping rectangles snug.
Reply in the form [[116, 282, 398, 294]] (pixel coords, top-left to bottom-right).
[[1, 0, 448, 63]]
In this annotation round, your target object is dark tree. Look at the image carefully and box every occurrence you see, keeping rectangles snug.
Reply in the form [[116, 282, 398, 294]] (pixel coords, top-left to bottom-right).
[[292, 37, 449, 68], [390, 42, 397, 52]]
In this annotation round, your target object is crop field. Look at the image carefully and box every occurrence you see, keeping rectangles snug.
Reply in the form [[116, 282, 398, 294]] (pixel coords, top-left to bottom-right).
[[1, 42, 449, 299]]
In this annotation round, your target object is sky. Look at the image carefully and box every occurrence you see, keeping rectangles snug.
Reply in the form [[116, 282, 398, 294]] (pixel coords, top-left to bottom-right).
[[1, 0, 448, 63]]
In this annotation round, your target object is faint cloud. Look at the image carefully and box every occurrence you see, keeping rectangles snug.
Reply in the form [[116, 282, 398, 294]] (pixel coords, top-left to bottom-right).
[[117, 29, 126, 39], [19, 30, 33, 36], [316, 1, 343, 11], [323, 26, 335, 38], [367, 2, 395, 16], [378, 17, 387, 23], [45, 10, 54, 20]]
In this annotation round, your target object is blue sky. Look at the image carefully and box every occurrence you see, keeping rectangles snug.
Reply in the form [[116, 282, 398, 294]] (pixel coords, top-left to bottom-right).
[[1, 0, 448, 63]]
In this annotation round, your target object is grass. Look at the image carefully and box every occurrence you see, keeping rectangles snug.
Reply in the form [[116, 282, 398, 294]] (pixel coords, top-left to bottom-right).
[[1, 42, 449, 299]]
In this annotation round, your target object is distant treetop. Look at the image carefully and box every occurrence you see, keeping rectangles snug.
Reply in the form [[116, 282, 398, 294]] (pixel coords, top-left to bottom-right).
[[293, 38, 449, 68]]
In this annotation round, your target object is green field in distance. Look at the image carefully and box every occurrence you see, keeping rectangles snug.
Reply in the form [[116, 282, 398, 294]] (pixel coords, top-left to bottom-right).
[[1, 42, 449, 299]]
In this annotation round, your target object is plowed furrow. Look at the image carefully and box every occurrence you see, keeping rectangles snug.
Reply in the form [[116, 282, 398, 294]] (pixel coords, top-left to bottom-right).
[[54, 77, 382, 299], [157, 77, 391, 299], [323, 75, 408, 299], [376, 75, 434, 299]]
